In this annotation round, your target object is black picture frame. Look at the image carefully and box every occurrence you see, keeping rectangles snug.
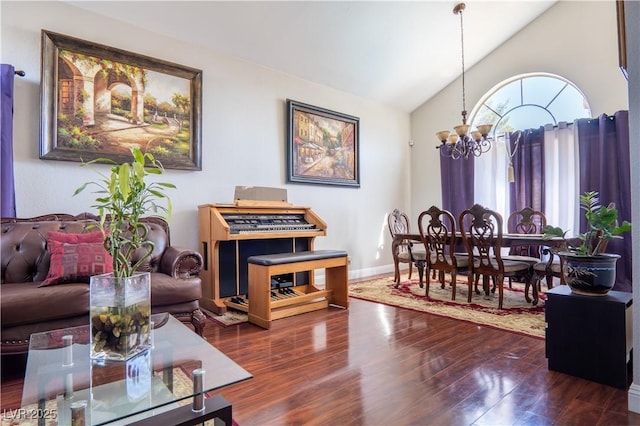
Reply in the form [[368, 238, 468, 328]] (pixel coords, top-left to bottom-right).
[[40, 30, 202, 170], [286, 99, 360, 187]]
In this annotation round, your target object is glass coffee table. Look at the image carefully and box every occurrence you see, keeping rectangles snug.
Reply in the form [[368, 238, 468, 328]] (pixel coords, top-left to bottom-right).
[[20, 313, 252, 425]]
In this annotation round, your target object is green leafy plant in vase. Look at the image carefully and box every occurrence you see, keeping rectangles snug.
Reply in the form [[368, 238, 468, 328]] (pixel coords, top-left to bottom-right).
[[75, 146, 175, 360], [544, 191, 631, 295]]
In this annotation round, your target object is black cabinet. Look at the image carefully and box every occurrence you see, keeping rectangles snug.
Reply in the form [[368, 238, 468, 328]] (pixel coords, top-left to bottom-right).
[[545, 285, 633, 389]]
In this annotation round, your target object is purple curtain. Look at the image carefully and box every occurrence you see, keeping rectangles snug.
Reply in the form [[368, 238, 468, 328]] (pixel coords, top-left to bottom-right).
[[509, 126, 545, 213], [1, 64, 16, 217], [508, 127, 546, 216], [440, 155, 474, 222], [576, 111, 632, 292]]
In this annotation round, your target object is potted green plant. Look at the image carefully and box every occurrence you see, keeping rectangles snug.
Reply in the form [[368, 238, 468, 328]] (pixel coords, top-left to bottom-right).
[[544, 191, 631, 295], [75, 146, 175, 360]]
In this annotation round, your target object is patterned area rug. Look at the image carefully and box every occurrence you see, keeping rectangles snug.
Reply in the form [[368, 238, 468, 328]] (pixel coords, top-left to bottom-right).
[[204, 308, 248, 326], [349, 273, 546, 338]]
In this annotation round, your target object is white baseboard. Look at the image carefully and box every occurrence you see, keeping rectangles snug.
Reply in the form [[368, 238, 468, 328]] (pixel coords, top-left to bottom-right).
[[347, 264, 396, 281], [629, 383, 640, 413]]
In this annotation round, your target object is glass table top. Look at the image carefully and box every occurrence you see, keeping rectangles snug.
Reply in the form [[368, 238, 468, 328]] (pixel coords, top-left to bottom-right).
[[21, 313, 252, 425]]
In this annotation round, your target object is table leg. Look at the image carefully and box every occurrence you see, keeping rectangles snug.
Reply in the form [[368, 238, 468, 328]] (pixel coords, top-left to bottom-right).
[[192, 368, 205, 412], [531, 275, 539, 306]]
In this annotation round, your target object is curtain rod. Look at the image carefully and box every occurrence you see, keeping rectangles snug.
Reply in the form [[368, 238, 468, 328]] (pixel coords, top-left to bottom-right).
[[14, 70, 25, 77]]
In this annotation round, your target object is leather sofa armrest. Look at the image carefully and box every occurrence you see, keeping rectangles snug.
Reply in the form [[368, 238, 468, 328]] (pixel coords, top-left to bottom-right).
[[159, 246, 203, 279]]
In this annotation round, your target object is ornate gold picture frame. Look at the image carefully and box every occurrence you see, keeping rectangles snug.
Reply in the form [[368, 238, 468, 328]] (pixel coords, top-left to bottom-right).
[[40, 30, 202, 170]]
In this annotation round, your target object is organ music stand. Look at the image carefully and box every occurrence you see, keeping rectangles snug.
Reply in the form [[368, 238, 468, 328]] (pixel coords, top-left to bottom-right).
[[234, 186, 290, 207]]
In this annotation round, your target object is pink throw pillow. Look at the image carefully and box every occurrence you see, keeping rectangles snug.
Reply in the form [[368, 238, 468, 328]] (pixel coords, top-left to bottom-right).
[[40, 231, 113, 287]]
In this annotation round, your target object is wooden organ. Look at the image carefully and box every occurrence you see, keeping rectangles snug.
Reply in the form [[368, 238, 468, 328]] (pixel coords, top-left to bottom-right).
[[198, 201, 327, 313]]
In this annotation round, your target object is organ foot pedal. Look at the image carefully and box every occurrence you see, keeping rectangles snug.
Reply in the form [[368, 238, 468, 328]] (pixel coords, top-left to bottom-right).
[[225, 296, 248, 312]]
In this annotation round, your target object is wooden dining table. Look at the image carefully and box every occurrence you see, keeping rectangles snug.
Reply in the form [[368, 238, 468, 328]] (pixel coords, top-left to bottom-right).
[[391, 232, 569, 306]]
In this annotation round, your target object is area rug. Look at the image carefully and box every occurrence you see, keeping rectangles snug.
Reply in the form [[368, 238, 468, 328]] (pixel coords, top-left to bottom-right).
[[0, 368, 235, 426], [204, 308, 248, 327], [349, 274, 546, 339]]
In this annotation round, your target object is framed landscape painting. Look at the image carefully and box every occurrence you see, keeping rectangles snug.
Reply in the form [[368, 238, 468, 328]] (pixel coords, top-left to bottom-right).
[[40, 30, 202, 170], [286, 99, 360, 187]]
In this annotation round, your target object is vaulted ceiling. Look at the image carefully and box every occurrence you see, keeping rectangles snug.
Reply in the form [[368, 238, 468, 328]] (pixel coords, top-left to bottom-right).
[[67, 1, 556, 112]]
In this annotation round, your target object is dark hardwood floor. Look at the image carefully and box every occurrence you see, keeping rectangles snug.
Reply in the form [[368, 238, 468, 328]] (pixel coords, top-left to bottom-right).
[[2, 281, 640, 425]]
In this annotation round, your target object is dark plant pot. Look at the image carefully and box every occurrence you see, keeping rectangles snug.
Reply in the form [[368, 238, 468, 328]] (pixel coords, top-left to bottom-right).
[[559, 252, 620, 296]]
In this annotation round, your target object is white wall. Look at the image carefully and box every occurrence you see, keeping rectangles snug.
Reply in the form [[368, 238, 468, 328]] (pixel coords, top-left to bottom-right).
[[409, 1, 629, 222], [1, 1, 412, 279]]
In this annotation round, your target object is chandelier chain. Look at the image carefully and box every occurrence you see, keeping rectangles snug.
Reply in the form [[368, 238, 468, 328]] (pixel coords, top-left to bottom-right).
[[434, 2, 493, 160], [459, 6, 466, 124]]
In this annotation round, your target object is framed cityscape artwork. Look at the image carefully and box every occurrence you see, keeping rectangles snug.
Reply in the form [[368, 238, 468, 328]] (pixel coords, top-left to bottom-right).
[[286, 99, 360, 187], [39, 30, 203, 170]]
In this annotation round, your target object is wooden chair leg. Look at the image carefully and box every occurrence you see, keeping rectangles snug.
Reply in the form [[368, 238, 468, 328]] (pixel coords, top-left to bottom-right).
[[451, 272, 457, 300], [474, 274, 482, 295], [425, 266, 432, 289], [477, 275, 488, 296], [497, 274, 504, 309], [525, 277, 534, 303], [393, 257, 400, 287], [424, 270, 430, 296], [546, 274, 554, 290], [531, 275, 539, 305], [416, 261, 425, 288], [482, 275, 496, 296]]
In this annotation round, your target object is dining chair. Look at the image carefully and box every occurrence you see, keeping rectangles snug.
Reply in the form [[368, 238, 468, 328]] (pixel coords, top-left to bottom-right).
[[530, 247, 564, 303], [502, 207, 547, 288], [528, 234, 588, 303], [418, 206, 469, 300], [387, 209, 426, 286], [507, 207, 547, 253], [458, 204, 534, 309]]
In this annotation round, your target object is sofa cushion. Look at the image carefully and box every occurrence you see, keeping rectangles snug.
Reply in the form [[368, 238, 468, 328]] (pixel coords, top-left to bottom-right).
[[1, 282, 90, 327], [47, 230, 104, 245], [41, 231, 113, 287]]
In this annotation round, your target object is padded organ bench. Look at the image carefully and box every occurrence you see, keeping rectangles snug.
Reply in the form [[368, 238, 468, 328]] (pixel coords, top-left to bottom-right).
[[247, 250, 349, 329]]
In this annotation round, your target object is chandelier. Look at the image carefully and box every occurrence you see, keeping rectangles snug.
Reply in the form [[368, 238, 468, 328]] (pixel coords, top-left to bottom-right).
[[436, 3, 493, 160]]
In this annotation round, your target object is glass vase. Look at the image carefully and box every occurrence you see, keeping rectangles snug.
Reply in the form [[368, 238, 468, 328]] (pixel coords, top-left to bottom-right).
[[90, 271, 151, 361]]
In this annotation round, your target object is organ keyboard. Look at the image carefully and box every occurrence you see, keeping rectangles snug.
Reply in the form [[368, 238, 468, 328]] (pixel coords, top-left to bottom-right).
[[223, 213, 318, 234], [198, 202, 327, 313]]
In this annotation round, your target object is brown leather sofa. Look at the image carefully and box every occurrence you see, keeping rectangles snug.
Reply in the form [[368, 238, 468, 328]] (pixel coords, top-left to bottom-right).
[[1, 213, 206, 355]]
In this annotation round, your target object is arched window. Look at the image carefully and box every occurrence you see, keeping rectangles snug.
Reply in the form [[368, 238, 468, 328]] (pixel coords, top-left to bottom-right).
[[470, 72, 591, 133], [470, 73, 591, 232]]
